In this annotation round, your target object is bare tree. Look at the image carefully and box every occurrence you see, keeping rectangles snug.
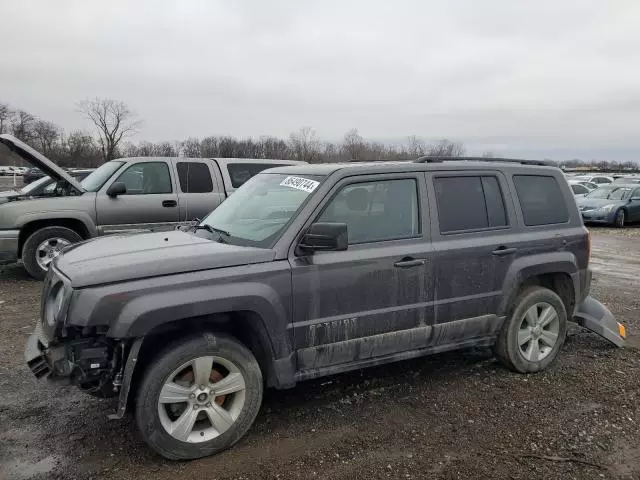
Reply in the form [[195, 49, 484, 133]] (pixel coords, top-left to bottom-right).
[[406, 135, 426, 157], [0, 103, 10, 134], [481, 151, 495, 158], [288, 127, 321, 163], [427, 139, 465, 157], [342, 128, 365, 161], [33, 120, 59, 155], [180, 137, 201, 157], [77, 98, 142, 162], [10, 110, 35, 141]]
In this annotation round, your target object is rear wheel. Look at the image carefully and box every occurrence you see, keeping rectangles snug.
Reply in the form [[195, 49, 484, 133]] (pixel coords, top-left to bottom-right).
[[22, 226, 82, 280], [495, 286, 567, 373], [135, 332, 263, 460], [614, 209, 625, 228]]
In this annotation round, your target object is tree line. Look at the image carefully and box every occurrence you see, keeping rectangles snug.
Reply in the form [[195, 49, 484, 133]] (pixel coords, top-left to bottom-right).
[[0, 98, 636, 171]]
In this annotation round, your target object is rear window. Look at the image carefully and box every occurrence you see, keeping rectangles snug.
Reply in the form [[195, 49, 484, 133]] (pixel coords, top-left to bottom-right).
[[227, 163, 288, 188], [434, 175, 508, 233], [513, 175, 569, 226], [177, 162, 213, 193]]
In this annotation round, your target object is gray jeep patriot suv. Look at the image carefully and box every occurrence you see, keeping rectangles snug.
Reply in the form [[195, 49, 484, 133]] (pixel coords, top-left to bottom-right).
[[25, 158, 625, 460]]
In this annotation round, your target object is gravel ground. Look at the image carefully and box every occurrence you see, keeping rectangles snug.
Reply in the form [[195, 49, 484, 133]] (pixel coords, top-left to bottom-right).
[[0, 229, 639, 480]]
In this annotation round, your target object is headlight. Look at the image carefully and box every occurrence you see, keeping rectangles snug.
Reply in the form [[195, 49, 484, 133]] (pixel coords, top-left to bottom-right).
[[44, 282, 65, 327], [597, 204, 616, 213]]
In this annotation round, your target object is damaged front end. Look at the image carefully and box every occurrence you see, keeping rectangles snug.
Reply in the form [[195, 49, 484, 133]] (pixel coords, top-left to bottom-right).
[[24, 266, 129, 399]]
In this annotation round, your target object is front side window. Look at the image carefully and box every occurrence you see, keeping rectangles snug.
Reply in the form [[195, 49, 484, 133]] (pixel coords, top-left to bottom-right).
[[200, 173, 324, 247], [114, 162, 172, 194], [177, 162, 213, 193], [513, 175, 569, 226], [318, 179, 420, 244], [434, 175, 508, 233]]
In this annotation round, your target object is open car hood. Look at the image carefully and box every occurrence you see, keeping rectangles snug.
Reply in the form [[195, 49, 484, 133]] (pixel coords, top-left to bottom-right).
[[0, 134, 84, 192]]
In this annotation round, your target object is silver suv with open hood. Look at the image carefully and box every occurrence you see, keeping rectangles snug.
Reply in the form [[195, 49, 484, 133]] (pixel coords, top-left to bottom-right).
[[0, 134, 303, 278]]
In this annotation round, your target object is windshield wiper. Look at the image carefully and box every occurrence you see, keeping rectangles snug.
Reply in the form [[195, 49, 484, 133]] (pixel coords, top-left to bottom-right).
[[193, 224, 231, 237]]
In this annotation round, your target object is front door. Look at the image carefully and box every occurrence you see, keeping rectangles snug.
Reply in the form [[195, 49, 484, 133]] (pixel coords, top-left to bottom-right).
[[290, 173, 434, 375], [96, 160, 179, 234]]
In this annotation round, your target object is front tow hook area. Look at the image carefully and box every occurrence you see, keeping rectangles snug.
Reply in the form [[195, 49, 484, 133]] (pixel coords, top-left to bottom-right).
[[574, 296, 626, 347], [25, 333, 51, 378]]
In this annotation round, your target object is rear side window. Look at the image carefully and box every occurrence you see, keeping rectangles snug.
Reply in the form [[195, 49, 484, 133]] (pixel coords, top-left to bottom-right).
[[434, 176, 508, 233], [571, 184, 588, 195], [177, 162, 213, 193], [227, 163, 288, 188], [513, 175, 568, 226]]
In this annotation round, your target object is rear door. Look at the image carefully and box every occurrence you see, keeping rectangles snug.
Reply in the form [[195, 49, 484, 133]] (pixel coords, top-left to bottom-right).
[[290, 172, 434, 373], [96, 160, 179, 233], [426, 171, 518, 336], [174, 160, 226, 222]]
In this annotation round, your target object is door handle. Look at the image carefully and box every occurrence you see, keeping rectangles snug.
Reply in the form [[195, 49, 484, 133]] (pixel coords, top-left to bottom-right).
[[393, 257, 425, 268], [492, 246, 517, 256], [162, 200, 177, 207]]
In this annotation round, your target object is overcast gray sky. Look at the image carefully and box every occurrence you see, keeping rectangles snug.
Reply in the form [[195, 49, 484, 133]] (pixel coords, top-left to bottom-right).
[[2, 1, 640, 160]]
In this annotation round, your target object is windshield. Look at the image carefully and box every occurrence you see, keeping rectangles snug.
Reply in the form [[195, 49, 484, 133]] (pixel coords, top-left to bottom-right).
[[200, 173, 324, 248], [81, 161, 124, 192], [587, 186, 631, 200], [19, 175, 50, 194]]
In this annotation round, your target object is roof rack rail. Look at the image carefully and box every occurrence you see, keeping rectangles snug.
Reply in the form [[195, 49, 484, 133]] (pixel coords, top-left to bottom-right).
[[414, 156, 552, 166]]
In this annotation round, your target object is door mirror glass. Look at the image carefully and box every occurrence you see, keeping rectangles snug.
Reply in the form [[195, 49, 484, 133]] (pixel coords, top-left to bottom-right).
[[107, 181, 127, 197], [298, 222, 348, 253]]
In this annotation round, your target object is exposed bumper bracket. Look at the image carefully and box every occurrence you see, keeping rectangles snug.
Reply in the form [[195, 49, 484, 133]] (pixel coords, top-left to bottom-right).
[[573, 296, 625, 347], [107, 338, 143, 420]]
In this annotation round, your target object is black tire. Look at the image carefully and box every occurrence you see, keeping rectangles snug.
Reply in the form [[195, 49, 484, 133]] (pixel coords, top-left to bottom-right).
[[494, 286, 567, 373], [614, 209, 625, 228], [22, 226, 82, 280], [135, 332, 263, 460]]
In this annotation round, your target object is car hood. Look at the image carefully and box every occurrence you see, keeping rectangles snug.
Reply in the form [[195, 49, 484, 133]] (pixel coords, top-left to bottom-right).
[[0, 134, 84, 192], [576, 197, 626, 210], [55, 230, 276, 288]]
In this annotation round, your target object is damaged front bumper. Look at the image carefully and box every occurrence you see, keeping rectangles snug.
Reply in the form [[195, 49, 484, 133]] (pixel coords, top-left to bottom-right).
[[574, 296, 625, 347], [24, 328, 116, 388]]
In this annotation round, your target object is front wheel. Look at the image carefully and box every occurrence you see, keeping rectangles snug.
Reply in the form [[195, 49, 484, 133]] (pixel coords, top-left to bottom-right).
[[614, 209, 625, 228], [495, 286, 567, 373], [135, 332, 263, 460], [22, 226, 82, 280]]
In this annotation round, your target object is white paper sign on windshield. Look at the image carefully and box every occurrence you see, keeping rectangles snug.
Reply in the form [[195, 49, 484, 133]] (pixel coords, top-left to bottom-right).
[[280, 176, 320, 193]]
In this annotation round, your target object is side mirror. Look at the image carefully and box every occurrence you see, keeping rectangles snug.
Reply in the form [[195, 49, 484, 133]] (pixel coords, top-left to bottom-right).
[[297, 222, 348, 254], [106, 182, 126, 197]]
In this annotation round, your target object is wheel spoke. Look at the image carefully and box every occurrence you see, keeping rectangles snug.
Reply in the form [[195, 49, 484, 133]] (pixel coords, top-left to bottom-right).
[[518, 328, 532, 347], [169, 407, 199, 441], [192, 356, 213, 387], [41, 257, 52, 266], [204, 403, 234, 434], [159, 382, 193, 404], [524, 306, 538, 327], [538, 306, 557, 327], [539, 329, 558, 347], [212, 372, 245, 396], [525, 338, 541, 361]]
